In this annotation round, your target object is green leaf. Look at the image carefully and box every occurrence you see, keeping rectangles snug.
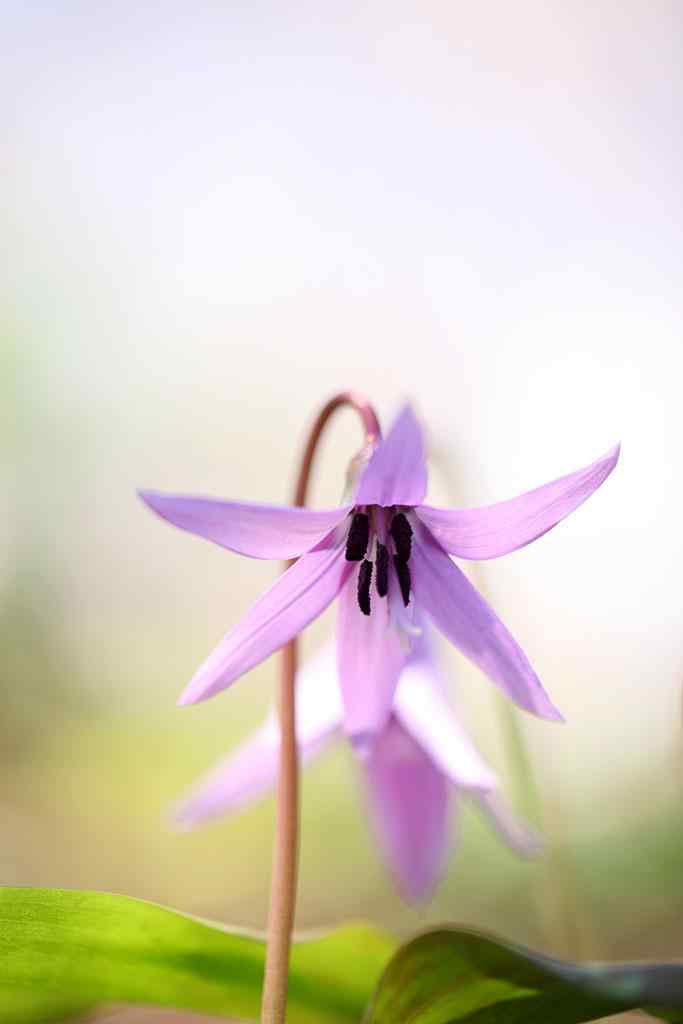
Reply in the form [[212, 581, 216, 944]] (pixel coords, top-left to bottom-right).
[[365, 928, 683, 1023], [0, 887, 396, 1023]]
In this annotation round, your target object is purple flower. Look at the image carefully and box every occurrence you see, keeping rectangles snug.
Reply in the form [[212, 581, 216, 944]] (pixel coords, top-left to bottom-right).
[[173, 628, 540, 902], [140, 405, 618, 746]]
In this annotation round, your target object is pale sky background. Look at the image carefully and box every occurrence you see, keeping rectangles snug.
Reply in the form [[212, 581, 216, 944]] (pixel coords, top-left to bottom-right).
[[2, 0, 682, 898]]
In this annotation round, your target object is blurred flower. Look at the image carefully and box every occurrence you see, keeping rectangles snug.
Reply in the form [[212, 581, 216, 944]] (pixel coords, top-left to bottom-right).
[[173, 628, 540, 902], [140, 405, 618, 747]]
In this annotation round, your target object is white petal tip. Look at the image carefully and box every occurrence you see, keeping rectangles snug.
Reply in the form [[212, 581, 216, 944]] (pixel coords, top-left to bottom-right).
[[399, 882, 434, 905], [137, 488, 161, 508], [170, 816, 195, 833], [602, 443, 621, 472], [520, 835, 544, 859], [176, 688, 201, 707], [477, 792, 545, 858], [504, 826, 544, 859], [395, 401, 421, 425], [530, 703, 565, 723], [177, 670, 218, 706], [165, 802, 198, 832]]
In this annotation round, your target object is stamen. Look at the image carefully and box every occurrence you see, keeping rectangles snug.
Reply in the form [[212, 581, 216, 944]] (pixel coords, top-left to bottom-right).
[[345, 512, 370, 561], [390, 512, 412, 563], [375, 543, 389, 597], [357, 559, 373, 615], [393, 555, 411, 607]]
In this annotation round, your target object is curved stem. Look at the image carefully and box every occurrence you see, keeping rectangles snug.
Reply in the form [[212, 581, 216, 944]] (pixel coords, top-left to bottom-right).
[[260, 392, 381, 1024]]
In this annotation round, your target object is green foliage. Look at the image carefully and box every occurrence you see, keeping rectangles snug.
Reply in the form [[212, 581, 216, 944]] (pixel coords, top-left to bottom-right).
[[366, 927, 683, 1023], [1, 888, 681, 1023], [0, 888, 394, 1023]]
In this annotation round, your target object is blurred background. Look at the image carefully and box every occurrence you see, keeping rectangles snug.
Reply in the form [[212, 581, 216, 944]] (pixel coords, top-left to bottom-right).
[[2, 0, 682, 999]]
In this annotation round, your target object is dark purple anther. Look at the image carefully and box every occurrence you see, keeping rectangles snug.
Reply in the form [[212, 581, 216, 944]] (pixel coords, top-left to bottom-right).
[[376, 543, 389, 597], [390, 512, 412, 563], [357, 559, 373, 615], [345, 512, 370, 561], [393, 554, 411, 607]]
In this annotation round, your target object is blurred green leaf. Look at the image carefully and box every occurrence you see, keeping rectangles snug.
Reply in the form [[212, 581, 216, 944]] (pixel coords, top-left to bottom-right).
[[3, 889, 681, 1024], [365, 927, 683, 1023], [0, 887, 395, 1023]]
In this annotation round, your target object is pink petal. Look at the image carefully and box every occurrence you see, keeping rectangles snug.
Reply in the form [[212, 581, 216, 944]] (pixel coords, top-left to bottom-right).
[[363, 718, 449, 902], [475, 791, 543, 857], [292, 644, 344, 739], [174, 723, 333, 830], [354, 404, 428, 507], [174, 647, 343, 828], [411, 526, 564, 721], [394, 646, 498, 792], [173, 721, 280, 827], [139, 490, 351, 559], [179, 534, 352, 705], [417, 444, 619, 560], [337, 563, 407, 750]]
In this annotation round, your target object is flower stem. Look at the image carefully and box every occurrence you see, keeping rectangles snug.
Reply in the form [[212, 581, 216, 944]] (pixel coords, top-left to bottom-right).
[[260, 392, 380, 1024]]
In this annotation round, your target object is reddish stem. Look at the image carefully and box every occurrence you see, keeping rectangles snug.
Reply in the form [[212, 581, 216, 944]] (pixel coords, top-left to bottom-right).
[[259, 392, 381, 1024]]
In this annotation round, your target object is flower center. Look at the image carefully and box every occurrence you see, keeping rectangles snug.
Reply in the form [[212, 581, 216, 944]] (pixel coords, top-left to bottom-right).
[[344, 508, 413, 615]]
